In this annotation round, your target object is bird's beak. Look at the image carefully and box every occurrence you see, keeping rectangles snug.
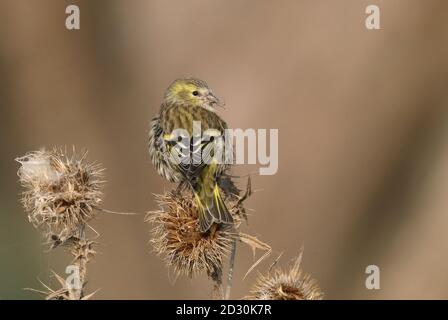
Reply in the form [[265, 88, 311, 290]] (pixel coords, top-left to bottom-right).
[[208, 92, 225, 108]]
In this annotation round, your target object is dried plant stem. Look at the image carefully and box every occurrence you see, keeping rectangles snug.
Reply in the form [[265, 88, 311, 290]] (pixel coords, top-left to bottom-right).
[[69, 225, 87, 300], [50, 223, 97, 300], [210, 265, 224, 300], [225, 238, 237, 300]]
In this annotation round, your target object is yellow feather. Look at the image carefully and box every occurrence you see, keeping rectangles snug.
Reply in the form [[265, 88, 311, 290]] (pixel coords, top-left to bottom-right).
[[171, 82, 197, 95]]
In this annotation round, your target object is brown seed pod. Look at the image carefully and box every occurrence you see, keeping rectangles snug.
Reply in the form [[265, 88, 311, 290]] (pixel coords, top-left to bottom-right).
[[146, 189, 240, 278], [16, 148, 104, 241], [246, 251, 323, 300]]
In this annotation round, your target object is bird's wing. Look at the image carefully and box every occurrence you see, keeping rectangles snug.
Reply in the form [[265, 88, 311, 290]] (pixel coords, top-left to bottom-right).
[[148, 116, 180, 182], [162, 106, 228, 184]]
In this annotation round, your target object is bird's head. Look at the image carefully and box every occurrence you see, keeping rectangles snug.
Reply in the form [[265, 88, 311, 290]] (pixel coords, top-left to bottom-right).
[[164, 78, 223, 111]]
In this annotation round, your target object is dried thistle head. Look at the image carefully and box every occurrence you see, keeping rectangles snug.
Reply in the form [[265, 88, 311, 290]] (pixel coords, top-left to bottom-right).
[[16, 148, 104, 241], [246, 251, 323, 300], [146, 188, 242, 278]]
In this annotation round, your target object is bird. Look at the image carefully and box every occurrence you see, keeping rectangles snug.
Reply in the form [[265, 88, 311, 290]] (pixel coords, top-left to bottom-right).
[[149, 78, 233, 233]]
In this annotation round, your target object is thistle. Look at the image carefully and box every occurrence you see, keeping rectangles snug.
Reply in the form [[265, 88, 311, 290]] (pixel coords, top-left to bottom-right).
[[16, 148, 104, 242], [245, 249, 323, 300], [147, 177, 271, 299], [17, 148, 104, 299], [147, 189, 238, 279]]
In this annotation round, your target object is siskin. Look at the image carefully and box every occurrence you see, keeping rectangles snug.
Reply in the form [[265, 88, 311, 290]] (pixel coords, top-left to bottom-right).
[[149, 78, 233, 233]]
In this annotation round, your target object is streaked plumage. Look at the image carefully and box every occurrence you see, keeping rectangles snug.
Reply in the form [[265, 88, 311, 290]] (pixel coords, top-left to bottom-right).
[[149, 78, 233, 232]]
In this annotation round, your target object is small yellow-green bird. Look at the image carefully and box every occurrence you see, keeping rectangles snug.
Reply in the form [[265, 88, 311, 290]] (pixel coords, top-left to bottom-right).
[[149, 78, 233, 233]]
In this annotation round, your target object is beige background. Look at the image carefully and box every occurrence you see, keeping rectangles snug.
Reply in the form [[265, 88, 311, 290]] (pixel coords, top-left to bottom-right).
[[1, 0, 448, 299]]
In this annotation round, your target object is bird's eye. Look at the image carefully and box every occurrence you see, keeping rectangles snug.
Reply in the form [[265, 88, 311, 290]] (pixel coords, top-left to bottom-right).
[[192, 91, 199, 96]]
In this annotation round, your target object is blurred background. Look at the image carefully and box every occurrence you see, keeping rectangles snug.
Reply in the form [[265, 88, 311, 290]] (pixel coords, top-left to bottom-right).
[[1, 0, 448, 299]]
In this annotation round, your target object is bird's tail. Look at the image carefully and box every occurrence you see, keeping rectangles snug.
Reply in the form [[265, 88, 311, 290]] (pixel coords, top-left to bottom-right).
[[193, 164, 233, 233], [194, 183, 233, 233]]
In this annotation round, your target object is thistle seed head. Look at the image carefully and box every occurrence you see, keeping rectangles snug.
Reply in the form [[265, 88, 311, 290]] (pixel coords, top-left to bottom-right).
[[16, 148, 104, 241], [246, 252, 323, 300], [146, 189, 241, 278]]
